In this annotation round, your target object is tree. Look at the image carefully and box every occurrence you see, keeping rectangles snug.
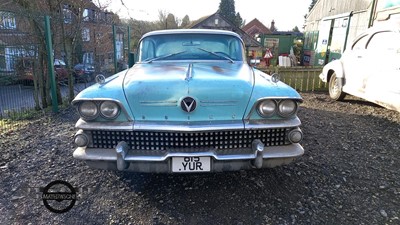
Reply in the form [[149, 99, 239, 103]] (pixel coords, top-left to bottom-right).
[[156, 10, 180, 29], [308, 0, 318, 12], [11, 0, 112, 108], [218, 0, 243, 27], [235, 12, 244, 28], [180, 15, 190, 28], [219, 0, 235, 22], [122, 19, 157, 50], [292, 26, 300, 32], [166, 13, 178, 29]]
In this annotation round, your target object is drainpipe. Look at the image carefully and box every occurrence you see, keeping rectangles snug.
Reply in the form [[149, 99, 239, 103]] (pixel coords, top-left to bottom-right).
[[112, 24, 118, 74], [343, 12, 353, 52], [368, 0, 377, 28]]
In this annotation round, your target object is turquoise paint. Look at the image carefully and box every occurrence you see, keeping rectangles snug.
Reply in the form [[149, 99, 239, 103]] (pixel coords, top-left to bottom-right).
[[74, 63, 301, 124], [123, 62, 254, 122], [244, 69, 303, 120], [74, 69, 135, 121]]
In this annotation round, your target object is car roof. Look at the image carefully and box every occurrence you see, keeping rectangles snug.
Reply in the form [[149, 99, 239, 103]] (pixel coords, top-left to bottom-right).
[[140, 29, 243, 41], [355, 26, 399, 38], [351, 26, 399, 46]]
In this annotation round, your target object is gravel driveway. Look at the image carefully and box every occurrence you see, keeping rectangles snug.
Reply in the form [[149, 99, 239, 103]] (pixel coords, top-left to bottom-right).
[[1, 92, 399, 225]]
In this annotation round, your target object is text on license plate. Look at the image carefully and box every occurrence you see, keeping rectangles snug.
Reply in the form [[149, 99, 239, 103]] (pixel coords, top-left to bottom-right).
[[172, 157, 211, 172]]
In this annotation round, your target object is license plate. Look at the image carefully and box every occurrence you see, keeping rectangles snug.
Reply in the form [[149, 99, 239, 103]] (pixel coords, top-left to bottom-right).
[[172, 157, 211, 172]]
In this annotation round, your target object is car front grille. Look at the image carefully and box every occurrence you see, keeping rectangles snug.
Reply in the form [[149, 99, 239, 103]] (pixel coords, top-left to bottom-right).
[[88, 129, 290, 150]]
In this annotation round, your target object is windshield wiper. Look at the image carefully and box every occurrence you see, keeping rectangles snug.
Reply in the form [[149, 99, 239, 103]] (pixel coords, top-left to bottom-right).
[[144, 51, 187, 63], [197, 48, 234, 63]]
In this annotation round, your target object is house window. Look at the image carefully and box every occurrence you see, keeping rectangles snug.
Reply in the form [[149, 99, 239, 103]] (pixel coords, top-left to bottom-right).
[[105, 13, 113, 23], [82, 28, 90, 41], [63, 4, 72, 24], [83, 52, 94, 64], [97, 12, 106, 22], [0, 47, 6, 71], [1, 46, 38, 71], [0, 12, 16, 29], [83, 9, 96, 22], [116, 33, 124, 60], [83, 9, 89, 21]]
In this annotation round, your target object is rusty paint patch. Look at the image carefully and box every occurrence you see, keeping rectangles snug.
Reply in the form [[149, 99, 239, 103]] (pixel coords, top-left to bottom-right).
[[212, 66, 224, 73]]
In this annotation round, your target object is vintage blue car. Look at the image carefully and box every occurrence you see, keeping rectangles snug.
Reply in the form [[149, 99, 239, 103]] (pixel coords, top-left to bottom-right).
[[72, 29, 304, 173]]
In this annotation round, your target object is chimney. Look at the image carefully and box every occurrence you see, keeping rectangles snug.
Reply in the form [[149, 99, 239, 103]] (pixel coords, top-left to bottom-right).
[[270, 20, 276, 32]]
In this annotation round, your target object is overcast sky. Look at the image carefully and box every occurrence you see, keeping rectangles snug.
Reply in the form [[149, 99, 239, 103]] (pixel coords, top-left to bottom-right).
[[101, 0, 311, 31]]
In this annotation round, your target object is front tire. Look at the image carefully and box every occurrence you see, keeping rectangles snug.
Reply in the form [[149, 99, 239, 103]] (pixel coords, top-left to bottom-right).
[[329, 73, 346, 101], [85, 74, 93, 83]]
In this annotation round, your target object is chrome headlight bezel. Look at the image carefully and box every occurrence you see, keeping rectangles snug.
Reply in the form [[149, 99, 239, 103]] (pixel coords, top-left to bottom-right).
[[78, 101, 99, 121], [257, 99, 277, 118], [277, 99, 298, 118], [99, 101, 121, 119]]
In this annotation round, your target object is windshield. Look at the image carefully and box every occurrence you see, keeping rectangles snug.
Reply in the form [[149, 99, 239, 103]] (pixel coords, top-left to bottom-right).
[[138, 33, 245, 62]]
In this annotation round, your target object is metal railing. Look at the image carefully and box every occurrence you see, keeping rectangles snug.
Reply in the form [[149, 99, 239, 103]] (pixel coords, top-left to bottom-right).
[[0, 10, 130, 133]]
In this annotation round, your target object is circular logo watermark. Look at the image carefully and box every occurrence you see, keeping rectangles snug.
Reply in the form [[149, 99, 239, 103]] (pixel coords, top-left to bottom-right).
[[42, 180, 76, 213]]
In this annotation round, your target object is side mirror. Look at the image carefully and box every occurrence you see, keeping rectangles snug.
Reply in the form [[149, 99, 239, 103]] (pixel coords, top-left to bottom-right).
[[128, 52, 135, 67], [250, 59, 260, 67]]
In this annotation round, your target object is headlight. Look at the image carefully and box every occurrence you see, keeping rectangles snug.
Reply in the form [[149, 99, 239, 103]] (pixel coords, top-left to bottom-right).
[[78, 101, 98, 120], [74, 133, 89, 147], [288, 128, 303, 143], [100, 101, 120, 119], [257, 100, 277, 117], [278, 100, 297, 117]]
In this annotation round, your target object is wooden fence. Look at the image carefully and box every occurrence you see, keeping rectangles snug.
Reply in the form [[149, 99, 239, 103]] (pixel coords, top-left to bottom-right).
[[259, 66, 328, 92]]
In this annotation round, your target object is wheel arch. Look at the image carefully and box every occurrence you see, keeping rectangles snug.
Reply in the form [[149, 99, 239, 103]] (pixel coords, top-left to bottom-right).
[[325, 60, 345, 84]]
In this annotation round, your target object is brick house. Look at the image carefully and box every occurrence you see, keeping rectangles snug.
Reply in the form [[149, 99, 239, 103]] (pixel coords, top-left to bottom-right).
[[242, 18, 272, 40], [189, 11, 262, 57], [0, 0, 124, 74]]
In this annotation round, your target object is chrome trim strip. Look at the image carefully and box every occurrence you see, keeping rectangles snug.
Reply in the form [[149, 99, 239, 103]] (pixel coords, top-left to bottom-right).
[[73, 143, 304, 162], [72, 98, 123, 106], [185, 63, 193, 81], [76, 118, 300, 131], [256, 96, 303, 102], [133, 121, 244, 131], [139, 100, 178, 106], [244, 117, 301, 129], [138, 60, 244, 64], [139, 29, 245, 49], [200, 100, 238, 106], [75, 119, 134, 130]]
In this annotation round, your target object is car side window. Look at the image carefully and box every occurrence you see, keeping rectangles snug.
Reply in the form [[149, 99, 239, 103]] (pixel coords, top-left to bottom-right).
[[367, 31, 400, 51], [352, 35, 368, 51]]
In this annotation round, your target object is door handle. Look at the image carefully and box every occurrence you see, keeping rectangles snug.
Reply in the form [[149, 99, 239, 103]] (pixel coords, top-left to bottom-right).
[[357, 56, 363, 58]]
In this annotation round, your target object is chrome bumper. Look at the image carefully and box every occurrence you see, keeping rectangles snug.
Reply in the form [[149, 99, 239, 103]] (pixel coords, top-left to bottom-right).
[[73, 141, 304, 173]]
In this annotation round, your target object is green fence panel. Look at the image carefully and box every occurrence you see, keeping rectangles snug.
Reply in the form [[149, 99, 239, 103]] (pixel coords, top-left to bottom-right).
[[260, 66, 327, 92]]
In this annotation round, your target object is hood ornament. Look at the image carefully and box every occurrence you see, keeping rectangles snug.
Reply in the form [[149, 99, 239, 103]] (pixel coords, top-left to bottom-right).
[[181, 97, 197, 113], [185, 63, 193, 81]]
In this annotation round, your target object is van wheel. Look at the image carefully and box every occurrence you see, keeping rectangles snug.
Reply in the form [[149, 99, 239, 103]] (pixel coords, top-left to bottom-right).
[[329, 73, 346, 101]]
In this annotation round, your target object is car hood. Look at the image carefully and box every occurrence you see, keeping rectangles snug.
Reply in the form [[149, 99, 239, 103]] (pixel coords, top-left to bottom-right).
[[123, 62, 254, 123]]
